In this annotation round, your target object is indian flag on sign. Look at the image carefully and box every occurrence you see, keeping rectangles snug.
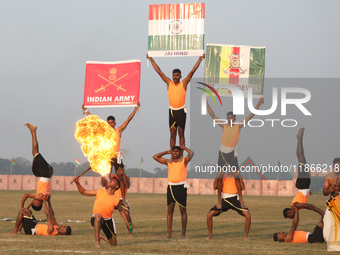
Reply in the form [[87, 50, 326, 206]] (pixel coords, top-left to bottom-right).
[[205, 44, 265, 98], [148, 3, 205, 57]]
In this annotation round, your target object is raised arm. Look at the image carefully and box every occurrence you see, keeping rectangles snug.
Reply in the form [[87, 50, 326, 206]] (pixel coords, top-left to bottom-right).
[[207, 102, 223, 128], [117, 102, 140, 133], [241, 97, 264, 128], [153, 150, 171, 165], [285, 209, 299, 242], [43, 200, 54, 235], [182, 146, 194, 166], [46, 195, 58, 225], [182, 54, 205, 88], [73, 176, 97, 196], [82, 104, 91, 116], [293, 202, 325, 216], [147, 54, 171, 84]]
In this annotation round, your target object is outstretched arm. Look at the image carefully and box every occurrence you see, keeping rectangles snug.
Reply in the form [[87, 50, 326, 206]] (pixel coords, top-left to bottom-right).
[[293, 202, 324, 216], [153, 150, 171, 165], [147, 54, 171, 84], [182, 54, 205, 88], [207, 102, 223, 128], [117, 102, 140, 133], [285, 209, 299, 242], [73, 176, 97, 196], [241, 97, 264, 128], [82, 105, 91, 116], [182, 146, 194, 166]]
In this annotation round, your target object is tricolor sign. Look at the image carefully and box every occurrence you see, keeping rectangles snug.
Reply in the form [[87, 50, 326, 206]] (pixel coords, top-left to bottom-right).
[[204, 44, 265, 98], [148, 3, 205, 57], [83, 60, 140, 107]]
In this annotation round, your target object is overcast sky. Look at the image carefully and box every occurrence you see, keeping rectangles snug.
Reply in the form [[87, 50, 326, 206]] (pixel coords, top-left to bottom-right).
[[1, 0, 340, 174]]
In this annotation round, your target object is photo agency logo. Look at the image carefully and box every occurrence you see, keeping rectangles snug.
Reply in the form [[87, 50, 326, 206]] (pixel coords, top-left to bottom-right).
[[197, 82, 312, 128]]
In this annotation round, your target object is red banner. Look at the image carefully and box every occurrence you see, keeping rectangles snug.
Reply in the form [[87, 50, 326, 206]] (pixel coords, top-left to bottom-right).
[[83, 60, 140, 107]]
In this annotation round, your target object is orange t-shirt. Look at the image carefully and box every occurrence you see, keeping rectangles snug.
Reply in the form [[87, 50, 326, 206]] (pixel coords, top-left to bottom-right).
[[292, 192, 309, 206], [167, 160, 187, 183], [36, 224, 58, 236], [222, 176, 238, 194], [221, 124, 240, 147], [168, 81, 186, 108], [36, 180, 50, 195], [287, 231, 308, 243], [92, 189, 120, 219]]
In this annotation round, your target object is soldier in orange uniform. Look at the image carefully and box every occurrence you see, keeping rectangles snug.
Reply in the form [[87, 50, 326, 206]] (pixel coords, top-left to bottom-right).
[[82, 103, 140, 208], [20, 123, 53, 211], [73, 175, 131, 247], [274, 203, 324, 243], [207, 172, 251, 241], [147, 54, 205, 148], [282, 128, 312, 219], [11, 195, 71, 236], [153, 146, 194, 239], [206, 98, 263, 199]]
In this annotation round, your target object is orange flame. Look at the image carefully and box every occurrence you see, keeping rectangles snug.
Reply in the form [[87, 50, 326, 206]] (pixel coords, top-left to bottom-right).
[[75, 115, 118, 176]]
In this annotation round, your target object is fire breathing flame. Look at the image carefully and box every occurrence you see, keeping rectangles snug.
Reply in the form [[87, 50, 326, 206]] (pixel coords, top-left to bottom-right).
[[75, 115, 118, 176]]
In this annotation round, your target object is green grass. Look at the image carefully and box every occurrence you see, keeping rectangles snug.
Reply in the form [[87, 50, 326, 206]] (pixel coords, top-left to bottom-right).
[[0, 191, 330, 254]]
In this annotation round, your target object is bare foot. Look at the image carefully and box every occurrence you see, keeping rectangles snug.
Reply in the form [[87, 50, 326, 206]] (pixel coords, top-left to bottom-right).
[[296, 128, 305, 139], [166, 234, 172, 239], [180, 235, 186, 239], [95, 242, 100, 248], [24, 123, 37, 132], [10, 230, 19, 235], [100, 235, 109, 244], [243, 237, 250, 241], [207, 235, 212, 240]]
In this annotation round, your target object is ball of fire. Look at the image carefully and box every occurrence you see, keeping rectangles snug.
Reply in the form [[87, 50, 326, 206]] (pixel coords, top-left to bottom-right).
[[75, 115, 118, 176]]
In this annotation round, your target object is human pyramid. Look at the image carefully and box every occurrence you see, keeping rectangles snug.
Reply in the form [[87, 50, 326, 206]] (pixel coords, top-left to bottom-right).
[[9, 55, 340, 250]]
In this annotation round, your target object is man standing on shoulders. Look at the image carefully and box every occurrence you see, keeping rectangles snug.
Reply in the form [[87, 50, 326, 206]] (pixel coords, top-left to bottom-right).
[[82, 102, 140, 207], [153, 146, 194, 239], [206, 98, 263, 191], [147, 54, 204, 148]]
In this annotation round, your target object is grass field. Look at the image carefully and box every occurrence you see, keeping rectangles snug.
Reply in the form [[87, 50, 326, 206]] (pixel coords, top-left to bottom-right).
[[0, 190, 331, 255]]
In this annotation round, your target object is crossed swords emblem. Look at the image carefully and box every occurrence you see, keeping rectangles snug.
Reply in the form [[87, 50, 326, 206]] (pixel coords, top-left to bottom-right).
[[95, 73, 128, 93]]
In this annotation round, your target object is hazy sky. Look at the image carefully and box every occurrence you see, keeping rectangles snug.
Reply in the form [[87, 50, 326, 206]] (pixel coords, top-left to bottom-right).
[[1, 0, 340, 173]]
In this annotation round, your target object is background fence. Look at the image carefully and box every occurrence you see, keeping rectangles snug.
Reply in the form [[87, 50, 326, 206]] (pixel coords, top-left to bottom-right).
[[0, 175, 297, 196]]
